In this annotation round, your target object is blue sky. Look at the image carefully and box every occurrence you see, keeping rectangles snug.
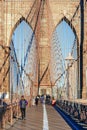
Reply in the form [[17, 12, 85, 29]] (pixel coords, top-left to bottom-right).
[[12, 21, 33, 68], [56, 20, 75, 60], [12, 20, 75, 68], [10, 21, 34, 94], [10, 20, 76, 92], [51, 20, 76, 87]]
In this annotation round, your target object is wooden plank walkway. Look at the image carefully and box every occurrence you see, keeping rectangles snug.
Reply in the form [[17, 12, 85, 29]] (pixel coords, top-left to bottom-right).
[[46, 105, 71, 130], [7, 104, 71, 130]]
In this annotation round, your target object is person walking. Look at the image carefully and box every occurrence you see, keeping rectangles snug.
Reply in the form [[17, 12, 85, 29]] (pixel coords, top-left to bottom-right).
[[52, 97, 56, 106], [35, 96, 39, 106], [19, 95, 28, 120]]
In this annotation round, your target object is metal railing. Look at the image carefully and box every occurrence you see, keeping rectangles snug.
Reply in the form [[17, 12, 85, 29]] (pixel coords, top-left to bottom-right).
[[0, 102, 21, 129], [56, 100, 87, 124]]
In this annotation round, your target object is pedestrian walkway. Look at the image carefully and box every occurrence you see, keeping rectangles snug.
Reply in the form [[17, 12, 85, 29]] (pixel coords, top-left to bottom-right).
[[7, 104, 71, 130]]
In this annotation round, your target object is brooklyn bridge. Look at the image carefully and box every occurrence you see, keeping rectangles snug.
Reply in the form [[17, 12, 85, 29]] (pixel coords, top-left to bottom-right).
[[0, 0, 87, 129]]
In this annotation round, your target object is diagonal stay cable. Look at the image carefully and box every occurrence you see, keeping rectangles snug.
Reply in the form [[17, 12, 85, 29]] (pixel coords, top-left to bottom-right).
[[11, 0, 43, 86], [11, 40, 33, 84], [39, 63, 49, 85], [52, 35, 78, 86], [29, 7, 38, 24], [45, 0, 65, 87], [21, 0, 43, 77], [0, 43, 24, 89], [11, 40, 25, 89], [11, 40, 22, 78], [51, 31, 65, 86], [0, 52, 10, 72], [26, 0, 46, 87], [11, 40, 20, 69], [70, 3, 80, 22], [26, 0, 37, 20], [11, 41, 32, 87], [0, 44, 11, 54], [0, 66, 10, 88], [53, 49, 87, 86]]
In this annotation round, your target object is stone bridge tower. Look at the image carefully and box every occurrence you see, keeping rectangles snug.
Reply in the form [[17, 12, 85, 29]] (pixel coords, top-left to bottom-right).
[[0, 0, 87, 99]]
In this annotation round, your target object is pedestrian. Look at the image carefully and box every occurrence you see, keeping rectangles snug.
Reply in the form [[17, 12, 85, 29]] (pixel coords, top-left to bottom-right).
[[32, 96, 35, 106], [0, 99, 8, 128], [40, 95, 44, 104], [35, 96, 39, 106], [52, 97, 56, 106], [19, 95, 28, 120]]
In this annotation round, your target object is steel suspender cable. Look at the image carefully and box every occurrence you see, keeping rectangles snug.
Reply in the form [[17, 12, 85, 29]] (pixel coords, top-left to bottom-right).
[[26, 0, 37, 20], [11, 40, 25, 90], [39, 64, 49, 86], [11, 40, 20, 70], [11, 39, 33, 85], [0, 66, 10, 88], [21, 0, 43, 77], [10, 0, 43, 87], [46, 0, 65, 87], [70, 3, 80, 23], [53, 49, 87, 86], [29, 7, 37, 24], [0, 53, 10, 72]]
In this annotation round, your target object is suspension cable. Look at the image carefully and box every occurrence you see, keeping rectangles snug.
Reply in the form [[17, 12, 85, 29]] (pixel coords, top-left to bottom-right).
[[21, 0, 43, 77], [54, 48, 87, 86], [11, 40, 25, 89], [26, 0, 37, 20], [39, 63, 49, 86], [10, 0, 44, 88], [45, 0, 65, 87], [0, 66, 10, 88], [0, 53, 10, 72], [70, 3, 80, 22]]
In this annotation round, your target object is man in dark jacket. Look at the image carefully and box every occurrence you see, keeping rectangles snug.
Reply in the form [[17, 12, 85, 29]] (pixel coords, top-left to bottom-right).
[[19, 95, 28, 120], [35, 96, 39, 106]]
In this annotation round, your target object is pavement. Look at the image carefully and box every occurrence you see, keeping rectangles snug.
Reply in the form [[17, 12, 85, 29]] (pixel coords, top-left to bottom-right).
[[7, 103, 71, 130]]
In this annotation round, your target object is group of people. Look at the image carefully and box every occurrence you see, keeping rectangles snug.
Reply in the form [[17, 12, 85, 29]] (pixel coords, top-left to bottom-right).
[[0, 95, 56, 121], [0, 96, 28, 121], [32, 95, 56, 106], [19, 95, 43, 120], [19, 95, 41, 120], [32, 95, 46, 106]]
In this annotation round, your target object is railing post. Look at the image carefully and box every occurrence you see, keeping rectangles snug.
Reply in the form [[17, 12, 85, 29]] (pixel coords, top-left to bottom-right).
[[2, 114, 5, 129], [10, 105, 13, 126], [17, 103, 19, 119]]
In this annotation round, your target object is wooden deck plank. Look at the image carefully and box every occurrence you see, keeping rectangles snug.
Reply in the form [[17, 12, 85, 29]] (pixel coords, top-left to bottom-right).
[[7, 104, 71, 130], [46, 105, 71, 130]]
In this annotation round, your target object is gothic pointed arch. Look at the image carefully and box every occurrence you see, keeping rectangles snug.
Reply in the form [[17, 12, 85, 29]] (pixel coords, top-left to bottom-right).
[[9, 16, 34, 45]]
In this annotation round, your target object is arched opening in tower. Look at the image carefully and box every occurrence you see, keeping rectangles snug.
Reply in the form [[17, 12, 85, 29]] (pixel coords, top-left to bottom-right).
[[10, 20, 37, 101], [50, 18, 79, 100]]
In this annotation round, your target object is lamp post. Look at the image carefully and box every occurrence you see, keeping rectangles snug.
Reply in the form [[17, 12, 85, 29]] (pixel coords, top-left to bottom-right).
[[65, 53, 74, 100]]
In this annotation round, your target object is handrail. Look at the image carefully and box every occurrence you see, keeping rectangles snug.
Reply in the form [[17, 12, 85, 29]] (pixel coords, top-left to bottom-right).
[[0, 102, 21, 129], [56, 99, 87, 124]]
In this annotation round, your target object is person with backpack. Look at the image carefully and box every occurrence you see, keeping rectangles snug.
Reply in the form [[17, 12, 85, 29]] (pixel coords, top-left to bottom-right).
[[19, 95, 28, 120]]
